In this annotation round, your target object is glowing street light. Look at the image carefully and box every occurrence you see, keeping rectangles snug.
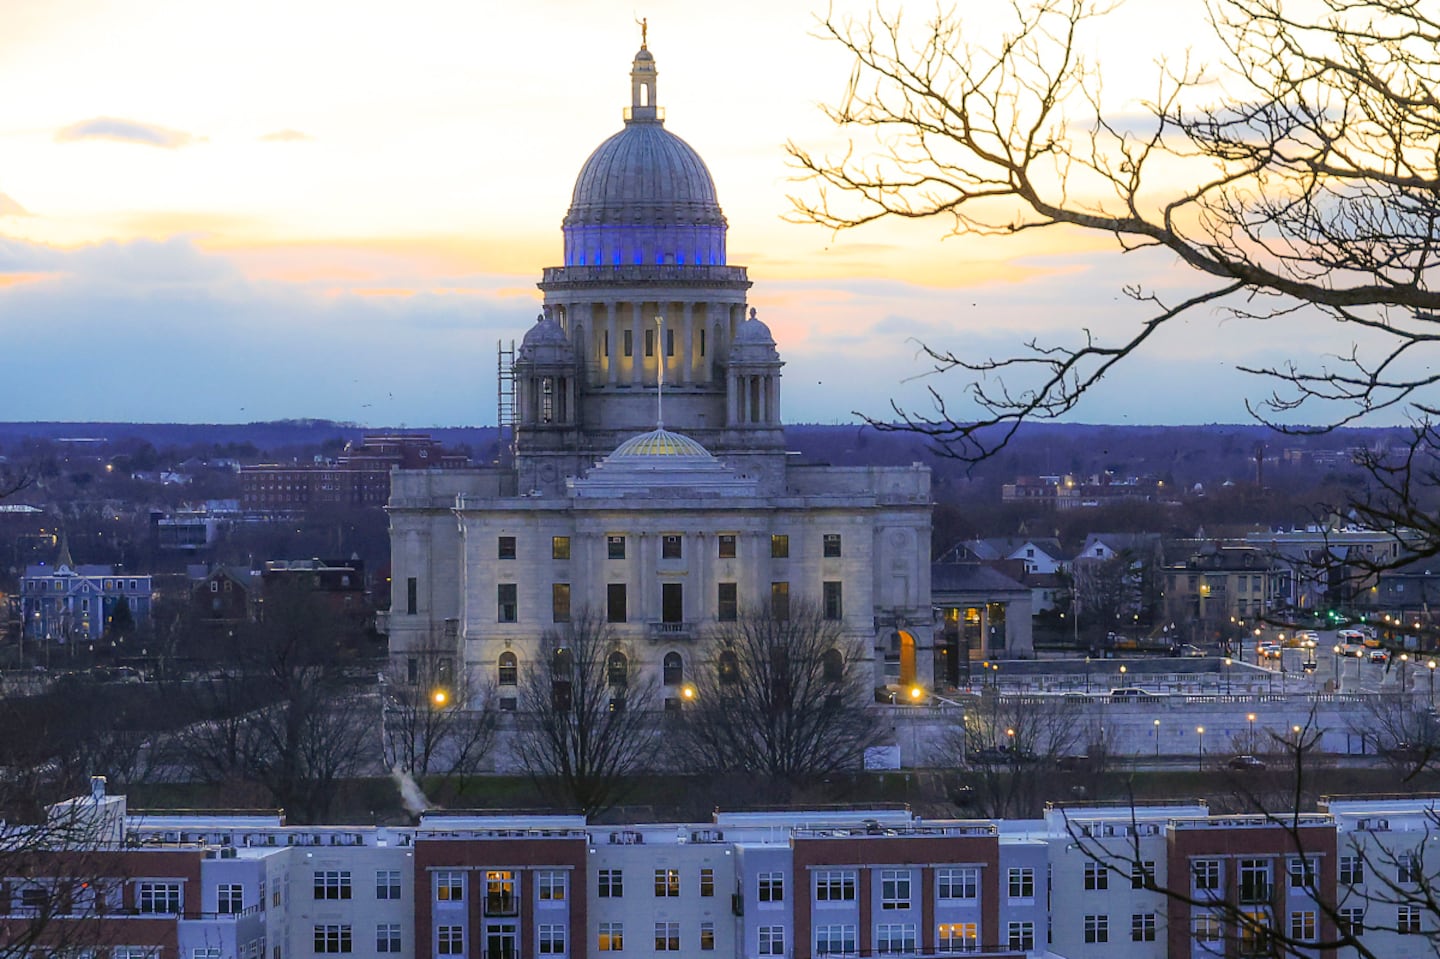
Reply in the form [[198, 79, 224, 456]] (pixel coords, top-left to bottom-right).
[[432, 689, 449, 707], [1247, 712, 1257, 753], [1153, 718, 1161, 759], [1197, 725, 1206, 770]]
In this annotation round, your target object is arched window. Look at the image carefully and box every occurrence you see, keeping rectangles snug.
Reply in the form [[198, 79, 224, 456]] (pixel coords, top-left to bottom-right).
[[822, 648, 845, 683], [663, 652, 683, 686], [607, 651, 629, 688], [718, 649, 739, 685], [498, 651, 518, 686]]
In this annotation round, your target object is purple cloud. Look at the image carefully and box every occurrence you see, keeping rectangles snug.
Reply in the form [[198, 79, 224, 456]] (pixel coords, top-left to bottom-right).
[[56, 117, 196, 149]]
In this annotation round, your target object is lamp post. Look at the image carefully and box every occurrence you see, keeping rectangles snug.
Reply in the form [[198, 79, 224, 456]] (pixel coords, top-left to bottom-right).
[[1119, 664, 1128, 688], [1247, 712, 1257, 754], [1223, 657, 1232, 696], [1429, 660, 1437, 708], [1401, 653, 1410, 690], [1333, 644, 1342, 692], [1197, 725, 1205, 770], [1153, 718, 1161, 760]]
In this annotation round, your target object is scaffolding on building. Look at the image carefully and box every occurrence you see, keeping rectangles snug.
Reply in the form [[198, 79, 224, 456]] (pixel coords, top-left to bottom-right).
[[496, 339, 517, 465]]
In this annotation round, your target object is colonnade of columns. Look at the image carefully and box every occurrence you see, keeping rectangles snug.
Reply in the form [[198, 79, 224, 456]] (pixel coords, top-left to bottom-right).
[[558, 300, 748, 387]]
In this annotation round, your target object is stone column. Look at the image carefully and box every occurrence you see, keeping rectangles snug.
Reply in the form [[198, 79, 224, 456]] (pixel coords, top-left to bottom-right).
[[680, 302, 693, 385], [606, 302, 619, 386], [631, 303, 643, 386]]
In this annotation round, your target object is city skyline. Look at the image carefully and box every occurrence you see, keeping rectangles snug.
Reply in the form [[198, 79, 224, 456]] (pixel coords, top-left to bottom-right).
[[0, 0, 1378, 428]]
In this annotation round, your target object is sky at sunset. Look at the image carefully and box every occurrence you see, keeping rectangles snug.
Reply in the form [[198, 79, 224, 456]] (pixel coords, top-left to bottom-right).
[[0, 0, 1367, 428]]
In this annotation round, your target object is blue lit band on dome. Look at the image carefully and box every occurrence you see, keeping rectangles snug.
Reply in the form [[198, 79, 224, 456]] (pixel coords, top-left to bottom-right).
[[561, 45, 727, 269]]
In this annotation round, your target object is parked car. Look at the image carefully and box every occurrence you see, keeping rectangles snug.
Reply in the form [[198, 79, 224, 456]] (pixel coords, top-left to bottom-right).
[[1109, 688, 1159, 702], [1228, 755, 1267, 770], [1178, 644, 1207, 657]]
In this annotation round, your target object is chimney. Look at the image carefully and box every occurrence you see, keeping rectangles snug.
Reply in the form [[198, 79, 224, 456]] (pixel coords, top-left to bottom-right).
[[90, 776, 107, 803]]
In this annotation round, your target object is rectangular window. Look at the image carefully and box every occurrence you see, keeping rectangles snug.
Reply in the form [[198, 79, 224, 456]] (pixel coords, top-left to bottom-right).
[[607, 583, 627, 623], [936, 922, 977, 954], [1193, 916, 1222, 943], [1400, 852, 1422, 884], [1338, 907, 1365, 937], [498, 536, 516, 560], [655, 868, 680, 897], [1289, 856, 1318, 888], [759, 926, 785, 956], [665, 328, 675, 357], [552, 583, 571, 623], [771, 534, 789, 558], [655, 922, 680, 951], [539, 924, 566, 955], [1131, 913, 1156, 942], [758, 872, 784, 903], [498, 583, 518, 623], [771, 581, 790, 620], [608, 535, 626, 559], [138, 882, 181, 914], [875, 923, 916, 955], [377, 923, 401, 953], [1131, 860, 1155, 890], [598, 869, 623, 898], [1238, 859, 1271, 903], [314, 925, 352, 954], [436, 870, 464, 902], [823, 581, 843, 621], [486, 871, 516, 914], [603, 330, 610, 358], [880, 869, 911, 910], [538, 871, 567, 902], [700, 868, 715, 897], [623, 329, 633, 357], [1239, 910, 1271, 956], [1006, 922, 1034, 952], [598, 922, 624, 952], [552, 535, 571, 560], [718, 534, 737, 559], [700, 921, 715, 951], [1193, 859, 1221, 891], [217, 883, 243, 914], [662, 534, 683, 559], [1400, 904, 1422, 934], [376, 870, 401, 900], [1084, 861, 1108, 891], [1340, 855, 1363, 885], [1084, 914, 1109, 944], [1007, 867, 1034, 899], [936, 867, 977, 901], [700, 328, 706, 356], [815, 925, 856, 956], [823, 533, 842, 557], [406, 577, 417, 614], [816, 870, 857, 902], [1289, 910, 1316, 942], [718, 582, 738, 622], [438, 925, 464, 955], [645, 328, 655, 357]]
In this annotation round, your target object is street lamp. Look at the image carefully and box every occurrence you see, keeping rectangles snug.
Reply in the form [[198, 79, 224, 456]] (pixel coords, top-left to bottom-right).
[[1119, 664, 1128, 687], [1223, 657, 1232, 696], [1197, 725, 1205, 770], [1247, 712, 1257, 753], [1154, 718, 1161, 759], [1401, 653, 1410, 689], [1333, 644, 1342, 692], [1429, 660, 1437, 708]]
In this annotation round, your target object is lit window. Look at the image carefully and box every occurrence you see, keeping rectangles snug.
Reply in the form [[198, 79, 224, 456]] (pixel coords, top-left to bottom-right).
[[771, 534, 789, 558], [598, 922, 624, 952], [654, 869, 680, 897], [553, 536, 571, 560]]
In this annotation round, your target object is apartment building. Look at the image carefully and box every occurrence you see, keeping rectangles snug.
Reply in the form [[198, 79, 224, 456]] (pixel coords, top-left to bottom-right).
[[9, 782, 1440, 959]]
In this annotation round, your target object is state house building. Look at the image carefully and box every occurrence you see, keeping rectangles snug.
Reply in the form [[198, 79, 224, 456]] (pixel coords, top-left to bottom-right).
[[384, 40, 944, 705]]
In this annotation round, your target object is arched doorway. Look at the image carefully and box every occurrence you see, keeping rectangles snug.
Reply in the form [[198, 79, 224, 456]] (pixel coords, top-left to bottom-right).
[[885, 630, 918, 687]]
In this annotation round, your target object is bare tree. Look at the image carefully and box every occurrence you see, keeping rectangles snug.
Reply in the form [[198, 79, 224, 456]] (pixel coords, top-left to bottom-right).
[[381, 657, 497, 792], [514, 611, 660, 818], [682, 602, 881, 799], [791, 0, 1440, 557], [1351, 689, 1440, 780], [938, 691, 1086, 818], [169, 581, 373, 822]]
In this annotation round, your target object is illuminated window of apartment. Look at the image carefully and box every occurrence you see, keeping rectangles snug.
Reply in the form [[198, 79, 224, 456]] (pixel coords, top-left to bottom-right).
[[552, 536, 571, 560], [770, 534, 789, 558]]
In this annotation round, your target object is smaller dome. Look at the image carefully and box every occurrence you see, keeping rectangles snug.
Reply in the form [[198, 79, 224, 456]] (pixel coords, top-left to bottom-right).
[[733, 307, 774, 344], [518, 314, 575, 363], [611, 428, 714, 459]]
